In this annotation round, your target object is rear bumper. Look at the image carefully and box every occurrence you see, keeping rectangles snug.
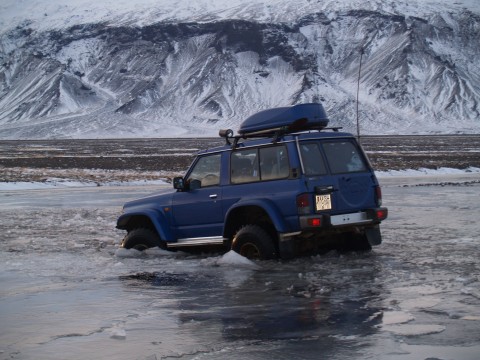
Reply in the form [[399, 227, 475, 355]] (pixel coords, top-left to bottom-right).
[[299, 207, 388, 230]]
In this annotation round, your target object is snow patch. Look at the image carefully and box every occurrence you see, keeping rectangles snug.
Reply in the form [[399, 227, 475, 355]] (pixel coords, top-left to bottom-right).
[[376, 167, 480, 177], [0, 179, 169, 190]]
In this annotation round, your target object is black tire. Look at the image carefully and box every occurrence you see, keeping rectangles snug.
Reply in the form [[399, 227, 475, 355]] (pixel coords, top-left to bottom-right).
[[232, 225, 277, 260], [122, 228, 164, 251]]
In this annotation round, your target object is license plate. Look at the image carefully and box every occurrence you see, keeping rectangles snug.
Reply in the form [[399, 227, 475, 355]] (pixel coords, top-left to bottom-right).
[[316, 194, 332, 211]]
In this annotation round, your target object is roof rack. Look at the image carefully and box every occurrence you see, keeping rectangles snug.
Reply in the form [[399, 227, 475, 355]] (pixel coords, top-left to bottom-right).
[[219, 126, 343, 147]]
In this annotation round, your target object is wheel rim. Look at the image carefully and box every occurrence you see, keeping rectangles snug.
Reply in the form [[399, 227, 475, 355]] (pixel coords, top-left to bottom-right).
[[239, 242, 261, 259]]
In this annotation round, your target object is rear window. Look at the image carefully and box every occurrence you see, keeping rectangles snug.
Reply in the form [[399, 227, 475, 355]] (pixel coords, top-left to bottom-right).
[[322, 141, 367, 174], [300, 140, 368, 175]]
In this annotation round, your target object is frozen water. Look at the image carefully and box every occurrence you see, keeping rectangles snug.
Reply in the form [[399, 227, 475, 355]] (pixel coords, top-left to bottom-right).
[[1, 174, 480, 359]]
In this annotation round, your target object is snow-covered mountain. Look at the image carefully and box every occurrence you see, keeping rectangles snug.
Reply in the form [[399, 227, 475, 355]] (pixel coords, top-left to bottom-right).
[[0, 0, 479, 138]]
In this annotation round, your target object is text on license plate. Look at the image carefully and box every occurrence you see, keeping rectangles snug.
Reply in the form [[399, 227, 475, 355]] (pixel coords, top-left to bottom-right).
[[316, 194, 332, 211]]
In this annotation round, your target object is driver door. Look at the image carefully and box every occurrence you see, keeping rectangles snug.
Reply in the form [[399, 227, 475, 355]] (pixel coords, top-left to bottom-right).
[[172, 153, 223, 239]]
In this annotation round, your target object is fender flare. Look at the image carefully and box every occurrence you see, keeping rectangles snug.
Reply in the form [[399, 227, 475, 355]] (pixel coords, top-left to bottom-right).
[[117, 208, 174, 242], [224, 198, 289, 235]]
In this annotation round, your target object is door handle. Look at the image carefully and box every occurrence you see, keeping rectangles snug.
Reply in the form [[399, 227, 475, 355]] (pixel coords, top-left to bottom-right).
[[315, 185, 335, 194], [209, 194, 218, 199]]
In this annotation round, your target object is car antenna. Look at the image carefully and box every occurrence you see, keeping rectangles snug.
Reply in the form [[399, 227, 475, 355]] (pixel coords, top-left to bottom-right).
[[356, 46, 364, 144]]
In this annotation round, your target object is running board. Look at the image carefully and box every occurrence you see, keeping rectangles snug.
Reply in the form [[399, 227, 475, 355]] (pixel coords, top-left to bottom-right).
[[167, 236, 226, 248]]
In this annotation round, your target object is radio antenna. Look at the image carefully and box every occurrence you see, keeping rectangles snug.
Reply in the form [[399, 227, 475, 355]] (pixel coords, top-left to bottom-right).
[[356, 47, 364, 143]]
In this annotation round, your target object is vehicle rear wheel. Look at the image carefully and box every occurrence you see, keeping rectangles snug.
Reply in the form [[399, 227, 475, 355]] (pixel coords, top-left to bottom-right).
[[232, 225, 277, 260], [122, 228, 164, 251]]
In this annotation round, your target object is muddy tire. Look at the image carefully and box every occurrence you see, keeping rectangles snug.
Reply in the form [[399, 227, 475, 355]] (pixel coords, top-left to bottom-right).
[[122, 228, 164, 251], [232, 225, 277, 260]]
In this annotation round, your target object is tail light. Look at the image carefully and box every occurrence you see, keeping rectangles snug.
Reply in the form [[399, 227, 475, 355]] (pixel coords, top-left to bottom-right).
[[296, 193, 311, 215], [376, 208, 388, 221], [307, 217, 322, 227], [375, 186, 383, 206]]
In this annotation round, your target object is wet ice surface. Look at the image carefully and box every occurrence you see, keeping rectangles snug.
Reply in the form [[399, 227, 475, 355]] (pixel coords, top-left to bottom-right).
[[1, 176, 480, 360]]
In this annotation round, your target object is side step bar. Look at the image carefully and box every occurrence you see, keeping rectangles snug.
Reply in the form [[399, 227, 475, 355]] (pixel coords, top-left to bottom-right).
[[167, 236, 226, 249]]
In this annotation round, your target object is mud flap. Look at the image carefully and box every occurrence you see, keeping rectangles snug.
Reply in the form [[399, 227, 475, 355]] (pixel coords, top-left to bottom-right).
[[365, 225, 382, 246], [278, 237, 296, 260]]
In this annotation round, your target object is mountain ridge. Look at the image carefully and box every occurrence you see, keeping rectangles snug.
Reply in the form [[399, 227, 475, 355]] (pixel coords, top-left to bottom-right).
[[0, 0, 479, 138]]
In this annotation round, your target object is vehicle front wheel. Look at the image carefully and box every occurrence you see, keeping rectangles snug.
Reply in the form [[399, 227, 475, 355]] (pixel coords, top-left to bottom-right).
[[122, 228, 164, 251], [232, 225, 277, 260]]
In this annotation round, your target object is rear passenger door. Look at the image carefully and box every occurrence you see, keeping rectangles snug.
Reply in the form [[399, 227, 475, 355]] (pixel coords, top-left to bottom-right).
[[222, 144, 297, 223]]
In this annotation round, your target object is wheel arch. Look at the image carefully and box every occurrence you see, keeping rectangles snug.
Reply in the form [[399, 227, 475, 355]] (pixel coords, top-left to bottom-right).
[[223, 200, 287, 242], [117, 209, 174, 241]]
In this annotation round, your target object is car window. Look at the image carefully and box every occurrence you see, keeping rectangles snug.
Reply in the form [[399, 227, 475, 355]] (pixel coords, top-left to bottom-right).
[[231, 145, 290, 183], [322, 141, 367, 174], [259, 145, 289, 180], [299, 143, 328, 176], [231, 149, 259, 184], [186, 153, 221, 187]]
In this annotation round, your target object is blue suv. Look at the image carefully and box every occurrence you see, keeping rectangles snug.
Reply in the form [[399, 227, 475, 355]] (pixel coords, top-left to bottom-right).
[[116, 103, 388, 259]]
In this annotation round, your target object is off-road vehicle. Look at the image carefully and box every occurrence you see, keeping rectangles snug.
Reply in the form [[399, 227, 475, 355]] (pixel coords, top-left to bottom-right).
[[116, 103, 388, 259]]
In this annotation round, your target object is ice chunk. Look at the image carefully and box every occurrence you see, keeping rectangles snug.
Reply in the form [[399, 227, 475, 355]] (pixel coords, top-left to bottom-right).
[[381, 311, 415, 325], [381, 324, 446, 336], [216, 250, 260, 269], [399, 296, 440, 310], [109, 327, 126, 340]]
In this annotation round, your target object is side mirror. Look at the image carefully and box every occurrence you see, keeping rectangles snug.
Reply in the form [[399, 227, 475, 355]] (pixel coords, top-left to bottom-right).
[[189, 179, 201, 191], [173, 177, 184, 190]]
